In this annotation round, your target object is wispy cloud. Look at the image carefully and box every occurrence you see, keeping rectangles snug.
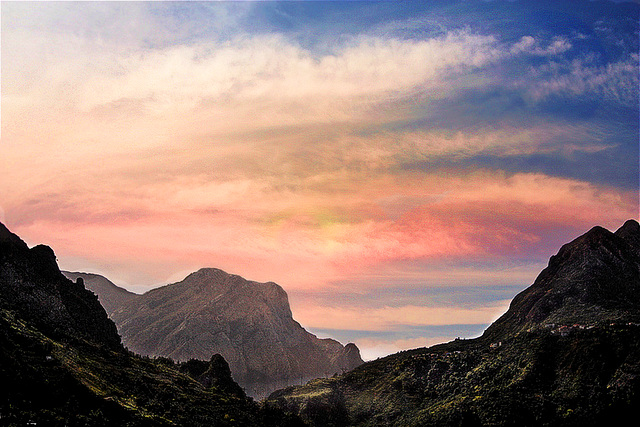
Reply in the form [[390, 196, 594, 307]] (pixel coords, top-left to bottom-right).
[[294, 300, 511, 331], [510, 36, 572, 56], [521, 54, 639, 105]]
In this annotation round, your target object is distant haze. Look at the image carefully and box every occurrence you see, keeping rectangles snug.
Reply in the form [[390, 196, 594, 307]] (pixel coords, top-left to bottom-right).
[[1, 1, 637, 358]]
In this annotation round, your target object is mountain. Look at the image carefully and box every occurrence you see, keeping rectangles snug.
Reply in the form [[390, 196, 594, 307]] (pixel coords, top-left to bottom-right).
[[266, 220, 640, 426], [92, 268, 363, 399], [0, 222, 302, 426], [482, 219, 640, 342], [0, 222, 120, 349], [63, 271, 139, 316]]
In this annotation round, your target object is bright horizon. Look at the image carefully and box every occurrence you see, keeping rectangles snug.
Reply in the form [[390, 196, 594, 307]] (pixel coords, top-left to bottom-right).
[[2, 1, 638, 360]]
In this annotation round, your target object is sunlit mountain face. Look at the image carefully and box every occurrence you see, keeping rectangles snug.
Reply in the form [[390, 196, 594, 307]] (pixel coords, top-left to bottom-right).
[[1, 0, 637, 360]]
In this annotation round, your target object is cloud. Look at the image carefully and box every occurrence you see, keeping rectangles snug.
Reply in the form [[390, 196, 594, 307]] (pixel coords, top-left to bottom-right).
[[510, 36, 572, 56], [373, 122, 613, 162], [60, 30, 503, 126], [293, 300, 511, 331], [519, 54, 639, 104], [4, 12, 633, 195], [4, 164, 634, 290], [2, 27, 505, 135]]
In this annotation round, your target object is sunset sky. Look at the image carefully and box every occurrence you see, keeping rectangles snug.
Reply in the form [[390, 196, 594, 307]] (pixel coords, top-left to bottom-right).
[[2, 0, 638, 360]]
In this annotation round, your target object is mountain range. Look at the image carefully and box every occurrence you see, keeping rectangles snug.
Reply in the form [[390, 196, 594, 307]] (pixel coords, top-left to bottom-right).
[[63, 268, 363, 399], [2, 219, 639, 425], [266, 220, 640, 426]]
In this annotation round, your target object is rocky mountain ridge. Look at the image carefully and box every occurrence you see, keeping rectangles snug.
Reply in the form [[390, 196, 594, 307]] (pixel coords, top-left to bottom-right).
[[0, 222, 120, 349], [63, 271, 139, 316], [482, 219, 640, 342]]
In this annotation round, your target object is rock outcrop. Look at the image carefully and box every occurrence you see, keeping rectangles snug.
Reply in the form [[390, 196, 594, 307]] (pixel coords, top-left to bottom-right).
[[178, 354, 247, 399]]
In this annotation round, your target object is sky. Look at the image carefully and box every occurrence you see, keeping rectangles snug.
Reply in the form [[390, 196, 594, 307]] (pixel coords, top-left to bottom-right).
[[1, 0, 638, 360]]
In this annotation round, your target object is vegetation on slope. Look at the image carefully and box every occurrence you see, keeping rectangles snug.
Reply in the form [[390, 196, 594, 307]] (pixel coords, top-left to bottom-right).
[[0, 308, 275, 426], [268, 319, 640, 426]]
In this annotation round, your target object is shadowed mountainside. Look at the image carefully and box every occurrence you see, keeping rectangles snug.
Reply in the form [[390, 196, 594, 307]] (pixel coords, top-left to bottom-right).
[[0, 223, 120, 349], [266, 220, 640, 426], [0, 222, 303, 426], [89, 268, 363, 399]]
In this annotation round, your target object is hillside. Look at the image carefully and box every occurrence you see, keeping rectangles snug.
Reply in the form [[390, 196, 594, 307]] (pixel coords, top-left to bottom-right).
[[0, 222, 302, 426], [266, 220, 640, 426], [99, 268, 363, 399], [0, 223, 120, 349]]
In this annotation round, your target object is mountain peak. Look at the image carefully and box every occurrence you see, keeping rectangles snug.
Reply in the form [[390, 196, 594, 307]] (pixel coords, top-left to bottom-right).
[[615, 219, 640, 253], [107, 266, 363, 398], [0, 221, 28, 252], [616, 218, 640, 234], [483, 219, 640, 341], [566, 223, 617, 248], [0, 223, 121, 349], [184, 267, 247, 287], [194, 267, 230, 277]]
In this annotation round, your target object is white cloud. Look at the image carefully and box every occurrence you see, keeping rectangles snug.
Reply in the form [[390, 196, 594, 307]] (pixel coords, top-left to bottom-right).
[[520, 54, 639, 104], [382, 122, 612, 161], [3, 26, 504, 124], [63, 31, 502, 117], [510, 36, 572, 56]]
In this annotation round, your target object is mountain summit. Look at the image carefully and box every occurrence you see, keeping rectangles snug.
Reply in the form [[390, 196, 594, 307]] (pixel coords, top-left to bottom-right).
[[76, 267, 363, 398], [482, 219, 640, 342]]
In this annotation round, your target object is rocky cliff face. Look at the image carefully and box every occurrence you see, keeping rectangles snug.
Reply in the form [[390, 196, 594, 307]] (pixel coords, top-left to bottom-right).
[[0, 222, 120, 349], [267, 220, 640, 426], [105, 268, 363, 398]]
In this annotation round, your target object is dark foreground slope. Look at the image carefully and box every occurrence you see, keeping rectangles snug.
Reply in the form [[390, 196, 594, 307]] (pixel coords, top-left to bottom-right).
[[266, 220, 640, 426], [0, 222, 302, 426], [94, 268, 363, 399]]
